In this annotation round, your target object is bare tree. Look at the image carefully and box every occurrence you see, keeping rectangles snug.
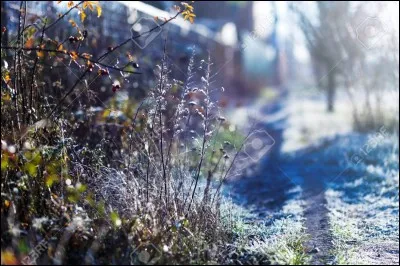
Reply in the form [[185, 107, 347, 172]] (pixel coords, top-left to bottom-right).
[[291, 2, 398, 133], [290, 2, 354, 112]]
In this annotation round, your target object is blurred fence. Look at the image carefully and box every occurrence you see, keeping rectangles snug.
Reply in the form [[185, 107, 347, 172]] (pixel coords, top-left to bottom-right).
[[2, 1, 282, 102]]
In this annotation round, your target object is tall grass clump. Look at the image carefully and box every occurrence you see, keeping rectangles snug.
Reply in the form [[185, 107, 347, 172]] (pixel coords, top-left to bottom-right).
[[84, 48, 245, 264]]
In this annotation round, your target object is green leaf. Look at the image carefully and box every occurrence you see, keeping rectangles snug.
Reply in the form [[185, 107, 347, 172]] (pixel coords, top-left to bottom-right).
[[25, 162, 37, 177], [111, 211, 120, 225], [1, 153, 8, 171], [45, 174, 59, 187], [76, 183, 87, 193]]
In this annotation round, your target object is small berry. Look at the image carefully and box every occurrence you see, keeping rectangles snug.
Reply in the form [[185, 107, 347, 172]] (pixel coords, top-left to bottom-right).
[[112, 84, 120, 93], [69, 36, 78, 43]]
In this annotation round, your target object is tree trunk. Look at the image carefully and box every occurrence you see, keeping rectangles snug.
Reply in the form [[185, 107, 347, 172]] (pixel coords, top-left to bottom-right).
[[327, 72, 336, 112]]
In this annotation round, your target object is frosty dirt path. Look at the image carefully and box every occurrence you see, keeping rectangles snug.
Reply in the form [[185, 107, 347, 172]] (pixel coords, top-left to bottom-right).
[[302, 176, 335, 264], [255, 94, 337, 264], [229, 93, 399, 265], [279, 134, 399, 265], [229, 93, 338, 264], [277, 144, 339, 265]]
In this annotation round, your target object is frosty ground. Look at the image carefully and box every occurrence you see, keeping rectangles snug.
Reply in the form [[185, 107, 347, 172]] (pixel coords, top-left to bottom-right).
[[222, 89, 399, 265]]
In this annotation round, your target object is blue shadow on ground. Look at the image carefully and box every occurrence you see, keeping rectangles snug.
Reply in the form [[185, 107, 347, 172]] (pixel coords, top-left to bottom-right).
[[227, 131, 399, 216]]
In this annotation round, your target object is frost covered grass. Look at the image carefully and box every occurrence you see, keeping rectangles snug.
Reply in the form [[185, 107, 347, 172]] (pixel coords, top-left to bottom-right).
[[220, 197, 311, 265], [282, 94, 353, 152], [326, 134, 399, 265], [282, 90, 399, 152]]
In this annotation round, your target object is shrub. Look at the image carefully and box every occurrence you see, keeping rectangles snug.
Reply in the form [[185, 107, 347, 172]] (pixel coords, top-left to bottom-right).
[[1, 3, 244, 263]]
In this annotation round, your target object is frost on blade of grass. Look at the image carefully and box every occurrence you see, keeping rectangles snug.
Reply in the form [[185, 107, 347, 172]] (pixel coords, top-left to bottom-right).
[[326, 189, 365, 265], [219, 196, 310, 265]]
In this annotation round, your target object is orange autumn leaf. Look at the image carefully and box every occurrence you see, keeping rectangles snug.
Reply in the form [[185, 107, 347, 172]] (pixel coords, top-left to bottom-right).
[[183, 11, 196, 24], [37, 50, 44, 58], [83, 1, 99, 11], [188, 15, 195, 24], [181, 2, 196, 24], [25, 37, 34, 49], [83, 1, 94, 11], [36, 44, 45, 58], [69, 19, 77, 27], [67, 1, 74, 8], [79, 10, 86, 22], [96, 4, 102, 17], [4, 73, 11, 84], [182, 2, 194, 12], [57, 44, 65, 53], [69, 51, 78, 60], [1, 250, 18, 265], [82, 1, 101, 17]]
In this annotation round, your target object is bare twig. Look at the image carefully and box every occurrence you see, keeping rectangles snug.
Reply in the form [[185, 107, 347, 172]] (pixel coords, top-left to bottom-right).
[[28, 21, 46, 124], [44, 1, 84, 32]]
